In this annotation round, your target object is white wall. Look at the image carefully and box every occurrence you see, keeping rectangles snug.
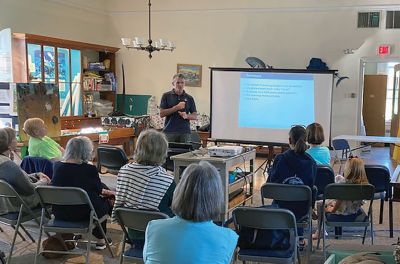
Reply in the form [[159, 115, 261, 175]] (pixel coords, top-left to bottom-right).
[[108, 0, 400, 138], [3, 0, 400, 138], [0, 0, 115, 45]]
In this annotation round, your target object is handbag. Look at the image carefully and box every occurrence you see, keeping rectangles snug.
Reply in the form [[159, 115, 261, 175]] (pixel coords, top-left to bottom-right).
[[238, 227, 290, 250], [42, 233, 75, 259]]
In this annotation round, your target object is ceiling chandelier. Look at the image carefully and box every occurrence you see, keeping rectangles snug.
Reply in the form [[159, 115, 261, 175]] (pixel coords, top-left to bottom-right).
[[121, 0, 175, 59]]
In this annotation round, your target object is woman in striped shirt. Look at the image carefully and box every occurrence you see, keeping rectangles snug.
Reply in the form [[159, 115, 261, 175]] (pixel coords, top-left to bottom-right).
[[112, 129, 175, 248]]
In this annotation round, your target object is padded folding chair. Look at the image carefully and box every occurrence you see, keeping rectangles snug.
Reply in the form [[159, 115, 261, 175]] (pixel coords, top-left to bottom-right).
[[364, 165, 391, 225], [97, 145, 129, 174], [261, 183, 313, 261], [233, 207, 299, 264], [332, 139, 352, 173], [34, 186, 114, 264], [389, 183, 400, 238], [315, 166, 335, 200], [189, 131, 202, 149], [317, 183, 375, 259], [163, 143, 192, 172], [0, 180, 44, 264], [114, 207, 169, 264]]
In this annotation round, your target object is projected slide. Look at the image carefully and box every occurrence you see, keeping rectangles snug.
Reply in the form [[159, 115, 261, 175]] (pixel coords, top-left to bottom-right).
[[238, 72, 315, 129]]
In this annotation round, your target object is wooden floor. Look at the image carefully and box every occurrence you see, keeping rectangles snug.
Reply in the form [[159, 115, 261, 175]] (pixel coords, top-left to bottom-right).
[[1, 147, 399, 263]]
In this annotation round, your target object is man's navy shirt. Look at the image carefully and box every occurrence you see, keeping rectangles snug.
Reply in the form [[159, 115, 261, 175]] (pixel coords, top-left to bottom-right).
[[160, 89, 197, 134]]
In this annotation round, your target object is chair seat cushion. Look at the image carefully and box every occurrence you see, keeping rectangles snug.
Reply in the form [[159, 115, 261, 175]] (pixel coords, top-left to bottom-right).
[[0, 206, 42, 221], [239, 248, 294, 258], [46, 218, 90, 229], [326, 209, 368, 225], [124, 246, 143, 258]]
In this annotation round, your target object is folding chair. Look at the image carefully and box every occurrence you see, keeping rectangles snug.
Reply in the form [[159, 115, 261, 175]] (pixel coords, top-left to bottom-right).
[[114, 207, 169, 264], [261, 183, 313, 261], [0, 180, 44, 264], [34, 186, 114, 264], [364, 165, 390, 225], [317, 183, 375, 259], [315, 165, 335, 200], [233, 207, 299, 264], [97, 145, 129, 174], [332, 139, 352, 173]]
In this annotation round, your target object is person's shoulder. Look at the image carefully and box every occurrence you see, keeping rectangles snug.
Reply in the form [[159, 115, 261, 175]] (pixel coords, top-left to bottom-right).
[[83, 162, 98, 172], [53, 161, 63, 169], [211, 223, 239, 240], [162, 90, 174, 96], [148, 217, 174, 230]]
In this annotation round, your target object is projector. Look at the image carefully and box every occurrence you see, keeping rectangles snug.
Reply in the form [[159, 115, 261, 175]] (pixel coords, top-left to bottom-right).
[[208, 146, 243, 157]]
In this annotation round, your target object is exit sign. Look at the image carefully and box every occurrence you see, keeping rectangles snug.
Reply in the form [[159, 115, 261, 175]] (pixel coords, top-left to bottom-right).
[[378, 45, 391, 56]]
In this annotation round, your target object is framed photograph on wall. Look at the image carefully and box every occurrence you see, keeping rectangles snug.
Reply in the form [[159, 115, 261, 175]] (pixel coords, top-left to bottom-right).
[[177, 64, 202, 87]]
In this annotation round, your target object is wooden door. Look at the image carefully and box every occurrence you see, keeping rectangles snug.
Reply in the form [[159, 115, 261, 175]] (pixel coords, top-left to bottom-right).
[[391, 65, 400, 156], [363, 75, 387, 139]]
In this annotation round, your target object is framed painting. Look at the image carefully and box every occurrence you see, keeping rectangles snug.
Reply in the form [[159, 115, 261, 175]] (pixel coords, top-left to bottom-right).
[[177, 64, 202, 87]]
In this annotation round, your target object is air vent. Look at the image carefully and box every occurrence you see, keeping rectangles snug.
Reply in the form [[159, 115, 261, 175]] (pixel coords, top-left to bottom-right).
[[358, 12, 380, 28], [386, 11, 400, 28]]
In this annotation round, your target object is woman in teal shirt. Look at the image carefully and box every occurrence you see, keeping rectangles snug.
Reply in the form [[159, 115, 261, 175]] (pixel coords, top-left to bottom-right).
[[305, 123, 331, 166], [143, 161, 238, 264]]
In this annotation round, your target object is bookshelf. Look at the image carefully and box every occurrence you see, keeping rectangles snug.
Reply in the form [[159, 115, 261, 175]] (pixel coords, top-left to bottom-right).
[[11, 33, 119, 129]]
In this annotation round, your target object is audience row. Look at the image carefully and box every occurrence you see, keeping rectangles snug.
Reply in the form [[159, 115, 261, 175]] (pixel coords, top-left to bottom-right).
[[0, 118, 371, 263]]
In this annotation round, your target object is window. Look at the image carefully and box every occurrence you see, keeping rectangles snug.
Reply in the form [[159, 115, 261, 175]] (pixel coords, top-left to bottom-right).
[[386, 11, 400, 29], [358, 12, 380, 28], [27, 44, 82, 116]]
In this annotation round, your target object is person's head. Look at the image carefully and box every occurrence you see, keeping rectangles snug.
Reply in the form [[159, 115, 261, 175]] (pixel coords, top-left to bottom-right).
[[0, 129, 9, 154], [63, 136, 93, 163], [3, 127, 17, 152], [172, 161, 224, 222], [306, 122, 325, 145], [134, 129, 168, 166], [289, 125, 307, 154], [23, 118, 46, 138], [343, 156, 368, 184], [172, 73, 185, 95]]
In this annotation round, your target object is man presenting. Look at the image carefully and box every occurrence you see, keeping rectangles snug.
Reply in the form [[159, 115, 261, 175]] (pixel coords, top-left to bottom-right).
[[160, 74, 197, 143]]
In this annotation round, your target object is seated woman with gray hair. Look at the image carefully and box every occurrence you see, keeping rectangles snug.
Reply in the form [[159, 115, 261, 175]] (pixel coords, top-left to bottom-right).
[[143, 161, 238, 264], [0, 128, 50, 215], [52, 136, 112, 250], [112, 129, 175, 248]]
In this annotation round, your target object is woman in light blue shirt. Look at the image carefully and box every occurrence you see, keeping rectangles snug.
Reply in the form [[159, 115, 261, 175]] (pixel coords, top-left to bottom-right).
[[143, 161, 238, 264], [305, 123, 331, 166]]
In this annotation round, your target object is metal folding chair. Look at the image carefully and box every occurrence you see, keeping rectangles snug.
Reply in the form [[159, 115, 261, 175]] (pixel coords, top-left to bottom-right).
[[261, 183, 313, 261], [332, 139, 352, 173], [97, 145, 129, 174], [317, 183, 375, 260], [114, 207, 169, 264], [0, 180, 44, 264], [233, 207, 298, 264], [315, 165, 335, 200], [364, 165, 390, 225], [34, 186, 114, 264]]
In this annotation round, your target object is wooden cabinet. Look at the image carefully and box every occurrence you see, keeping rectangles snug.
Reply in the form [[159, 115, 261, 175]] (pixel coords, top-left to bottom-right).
[[61, 116, 101, 130], [11, 33, 119, 128]]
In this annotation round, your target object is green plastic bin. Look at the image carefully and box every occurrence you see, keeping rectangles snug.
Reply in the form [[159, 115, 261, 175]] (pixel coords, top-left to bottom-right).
[[324, 250, 395, 264]]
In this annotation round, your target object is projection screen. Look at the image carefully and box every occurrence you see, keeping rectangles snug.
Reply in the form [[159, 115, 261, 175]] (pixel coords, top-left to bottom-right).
[[210, 68, 335, 145]]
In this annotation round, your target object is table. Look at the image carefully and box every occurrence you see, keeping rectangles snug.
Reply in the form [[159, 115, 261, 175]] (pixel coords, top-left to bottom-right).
[[171, 150, 256, 223], [333, 135, 400, 145]]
